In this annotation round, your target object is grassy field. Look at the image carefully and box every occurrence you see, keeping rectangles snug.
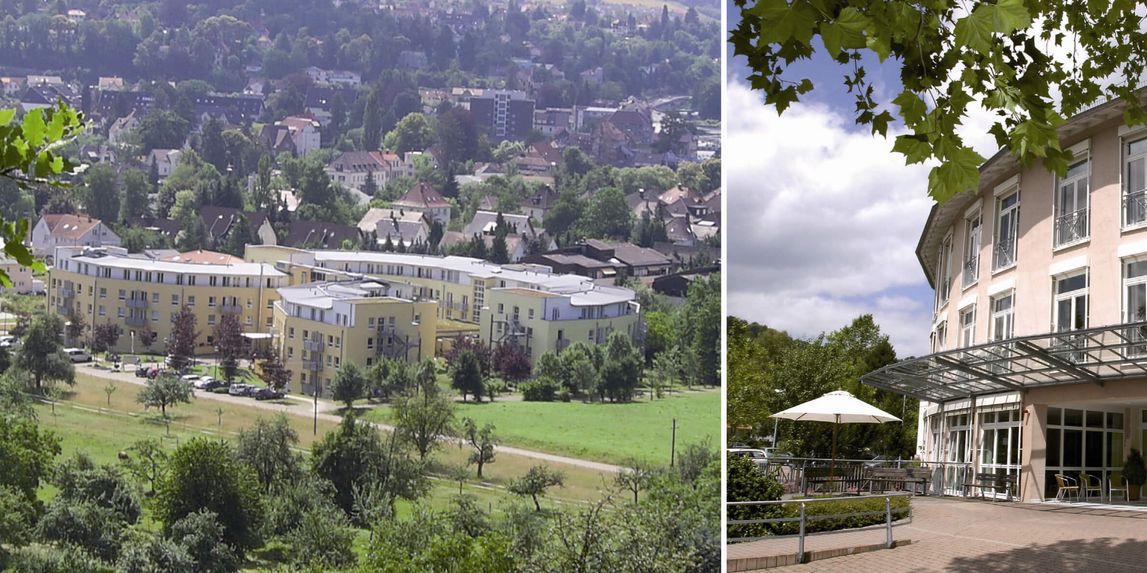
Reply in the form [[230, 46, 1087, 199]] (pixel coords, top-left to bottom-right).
[[362, 389, 720, 466], [40, 373, 616, 505]]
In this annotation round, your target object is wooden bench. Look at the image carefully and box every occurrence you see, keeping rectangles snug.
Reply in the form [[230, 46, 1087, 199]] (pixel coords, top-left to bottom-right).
[[866, 467, 930, 496], [803, 466, 848, 494], [963, 472, 1016, 501]]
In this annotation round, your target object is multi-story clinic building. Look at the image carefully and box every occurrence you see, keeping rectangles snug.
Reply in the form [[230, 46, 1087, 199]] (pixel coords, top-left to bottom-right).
[[863, 97, 1147, 501], [49, 245, 640, 396]]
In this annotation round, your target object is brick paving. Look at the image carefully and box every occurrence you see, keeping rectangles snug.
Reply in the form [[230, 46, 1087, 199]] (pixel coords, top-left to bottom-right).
[[729, 496, 1147, 572]]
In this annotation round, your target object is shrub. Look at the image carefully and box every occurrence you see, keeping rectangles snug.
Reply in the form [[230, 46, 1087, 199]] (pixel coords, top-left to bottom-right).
[[520, 378, 559, 402], [726, 454, 784, 540], [770, 495, 911, 535]]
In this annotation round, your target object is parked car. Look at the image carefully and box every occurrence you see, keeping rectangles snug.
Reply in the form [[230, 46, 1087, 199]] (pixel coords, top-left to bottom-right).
[[0, 335, 17, 348], [64, 348, 92, 363], [134, 366, 152, 378], [195, 377, 226, 391], [180, 374, 201, 385], [864, 455, 893, 469], [764, 448, 794, 463], [728, 448, 771, 470], [254, 387, 285, 400], [228, 384, 255, 397]]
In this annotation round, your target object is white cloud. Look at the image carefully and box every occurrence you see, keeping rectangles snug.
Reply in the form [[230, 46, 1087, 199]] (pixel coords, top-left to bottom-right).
[[725, 81, 937, 356]]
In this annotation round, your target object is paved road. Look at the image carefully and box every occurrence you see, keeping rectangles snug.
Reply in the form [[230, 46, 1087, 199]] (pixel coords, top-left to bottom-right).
[[736, 496, 1147, 572], [77, 363, 621, 474]]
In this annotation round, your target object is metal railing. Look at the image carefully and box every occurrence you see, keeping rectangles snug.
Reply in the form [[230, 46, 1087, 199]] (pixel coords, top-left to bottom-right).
[[58, 287, 74, 298], [220, 304, 241, 314], [727, 493, 913, 562], [125, 315, 147, 327], [962, 256, 979, 288], [126, 298, 148, 309], [1124, 189, 1147, 227], [303, 360, 321, 371], [1054, 208, 1089, 247], [303, 339, 323, 352], [993, 241, 1016, 270]]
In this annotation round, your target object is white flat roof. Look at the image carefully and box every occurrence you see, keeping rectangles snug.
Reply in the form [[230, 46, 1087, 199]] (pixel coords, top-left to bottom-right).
[[70, 254, 285, 278]]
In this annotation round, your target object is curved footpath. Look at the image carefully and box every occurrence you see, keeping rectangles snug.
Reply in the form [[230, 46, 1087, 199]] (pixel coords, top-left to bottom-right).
[[76, 363, 620, 474]]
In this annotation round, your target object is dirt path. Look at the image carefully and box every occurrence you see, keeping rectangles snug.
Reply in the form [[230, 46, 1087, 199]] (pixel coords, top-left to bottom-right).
[[77, 363, 621, 474]]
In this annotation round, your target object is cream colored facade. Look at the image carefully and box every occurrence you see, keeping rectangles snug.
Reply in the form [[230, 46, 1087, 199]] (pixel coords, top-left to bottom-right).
[[273, 280, 437, 396], [246, 246, 642, 364], [906, 98, 1147, 502], [48, 246, 287, 354], [0, 258, 34, 294]]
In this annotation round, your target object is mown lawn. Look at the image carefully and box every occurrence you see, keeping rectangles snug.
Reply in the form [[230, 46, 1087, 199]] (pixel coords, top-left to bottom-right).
[[363, 389, 720, 466], [39, 373, 615, 504]]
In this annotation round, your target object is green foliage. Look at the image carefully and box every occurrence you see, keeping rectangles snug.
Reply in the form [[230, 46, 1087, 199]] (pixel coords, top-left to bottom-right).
[[312, 414, 428, 518], [282, 500, 357, 569], [136, 373, 194, 419], [0, 408, 62, 502], [235, 415, 302, 491], [725, 454, 784, 540], [0, 484, 38, 550], [771, 496, 911, 536], [211, 313, 244, 382], [35, 499, 126, 563], [53, 453, 141, 524], [81, 164, 120, 223], [115, 532, 195, 573], [580, 187, 632, 240], [520, 377, 559, 402], [0, 103, 83, 287], [451, 349, 485, 402], [167, 510, 241, 573], [166, 307, 198, 372], [462, 417, 496, 479], [508, 465, 565, 511], [15, 313, 74, 389], [392, 371, 456, 461], [331, 363, 368, 409], [120, 438, 169, 496], [6, 543, 115, 573], [153, 438, 264, 552], [359, 505, 515, 573], [598, 331, 642, 402]]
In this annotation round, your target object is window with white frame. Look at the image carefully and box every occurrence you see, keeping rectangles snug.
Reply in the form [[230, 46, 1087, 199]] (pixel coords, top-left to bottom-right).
[[937, 235, 953, 307], [1125, 137, 1147, 227], [994, 189, 1020, 269], [990, 293, 1014, 342], [960, 306, 976, 348], [964, 210, 982, 288], [1124, 259, 1147, 355], [934, 321, 948, 352], [1054, 272, 1088, 333], [1055, 160, 1090, 247]]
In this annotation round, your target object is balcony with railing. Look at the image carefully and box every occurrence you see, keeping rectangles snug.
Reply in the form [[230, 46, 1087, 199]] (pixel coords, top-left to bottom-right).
[[303, 360, 321, 371], [303, 339, 323, 352], [962, 255, 979, 288], [556, 338, 570, 352], [126, 298, 148, 309], [993, 241, 1016, 270], [125, 315, 147, 327], [1054, 208, 1089, 248], [220, 303, 242, 314], [1125, 189, 1147, 227], [58, 286, 74, 299]]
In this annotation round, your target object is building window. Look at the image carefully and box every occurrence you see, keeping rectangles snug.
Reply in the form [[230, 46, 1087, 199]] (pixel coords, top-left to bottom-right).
[[151, 311, 159, 322], [960, 306, 976, 348], [99, 288, 106, 299], [963, 210, 981, 288], [1054, 271, 1088, 360], [990, 293, 1014, 342], [936, 235, 953, 307], [994, 190, 1020, 270], [1126, 137, 1147, 227], [528, 308, 535, 320], [187, 295, 196, 307], [98, 305, 106, 317], [934, 321, 948, 353], [1055, 160, 1090, 247], [209, 296, 216, 307], [172, 294, 179, 306], [208, 315, 216, 326], [118, 289, 125, 300], [367, 337, 374, 349], [1124, 260, 1147, 355], [288, 327, 295, 339]]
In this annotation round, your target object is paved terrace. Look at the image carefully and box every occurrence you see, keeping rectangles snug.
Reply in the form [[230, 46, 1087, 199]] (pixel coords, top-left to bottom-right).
[[729, 496, 1147, 572]]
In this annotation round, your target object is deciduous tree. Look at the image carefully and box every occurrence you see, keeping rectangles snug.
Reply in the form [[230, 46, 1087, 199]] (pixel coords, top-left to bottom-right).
[[462, 417, 496, 478], [508, 465, 564, 512], [393, 364, 455, 461], [136, 373, 194, 418], [166, 306, 198, 372]]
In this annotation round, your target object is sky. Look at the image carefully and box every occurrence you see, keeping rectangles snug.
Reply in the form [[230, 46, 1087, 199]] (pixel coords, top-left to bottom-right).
[[724, 2, 984, 358]]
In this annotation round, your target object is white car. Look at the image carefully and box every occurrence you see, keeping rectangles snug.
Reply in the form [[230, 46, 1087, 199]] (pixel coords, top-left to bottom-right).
[[64, 348, 92, 363], [193, 376, 217, 389], [180, 374, 201, 384], [728, 448, 771, 469], [0, 335, 16, 348]]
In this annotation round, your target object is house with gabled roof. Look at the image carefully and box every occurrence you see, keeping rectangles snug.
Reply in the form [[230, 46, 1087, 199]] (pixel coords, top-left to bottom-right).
[[31, 214, 121, 259], [392, 182, 452, 225]]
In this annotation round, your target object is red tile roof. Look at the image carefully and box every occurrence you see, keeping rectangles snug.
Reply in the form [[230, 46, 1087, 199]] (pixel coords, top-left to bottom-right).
[[394, 182, 451, 209]]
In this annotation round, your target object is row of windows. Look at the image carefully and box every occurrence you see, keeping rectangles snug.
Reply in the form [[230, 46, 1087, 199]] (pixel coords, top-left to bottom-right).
[[934, 259, 1147, 351], [937, 133, 1147, 311], [61, 264, 277, 288], [87, 304, 273, 328]]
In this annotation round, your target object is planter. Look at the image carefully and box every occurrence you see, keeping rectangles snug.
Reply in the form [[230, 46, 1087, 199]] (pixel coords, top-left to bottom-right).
[[1130, 484, 1143, 502]]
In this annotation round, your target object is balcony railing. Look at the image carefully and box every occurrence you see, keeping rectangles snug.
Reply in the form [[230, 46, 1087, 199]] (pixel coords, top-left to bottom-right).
[[1054, 208, 1089, 247], [993, 241, 1016, 270], [303, 360, 321, 371], [58, 287, 74, 298], [220, 304, 241, 314], [962, 255, 979, 288], [126, 298, 148, 309], [303, 339, 323, 352], [125, 315, 147, 327], [1125, 323, 1147, 357], [1125, 189, 1147, 227]]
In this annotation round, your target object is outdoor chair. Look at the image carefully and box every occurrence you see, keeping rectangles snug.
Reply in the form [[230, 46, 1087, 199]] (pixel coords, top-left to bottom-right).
[[1054, 474, 1079, 502], [1108, 471, 1129, 503], [1079, 472, 1104, 501]]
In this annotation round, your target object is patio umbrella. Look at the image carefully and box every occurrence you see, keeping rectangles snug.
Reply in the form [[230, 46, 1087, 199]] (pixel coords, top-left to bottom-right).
[[771, 390, 901, 489]]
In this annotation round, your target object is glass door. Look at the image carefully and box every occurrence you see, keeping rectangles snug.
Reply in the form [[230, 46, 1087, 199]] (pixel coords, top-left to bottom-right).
[[979, 409, 1022, 499], [944, 413, 970, 496]]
